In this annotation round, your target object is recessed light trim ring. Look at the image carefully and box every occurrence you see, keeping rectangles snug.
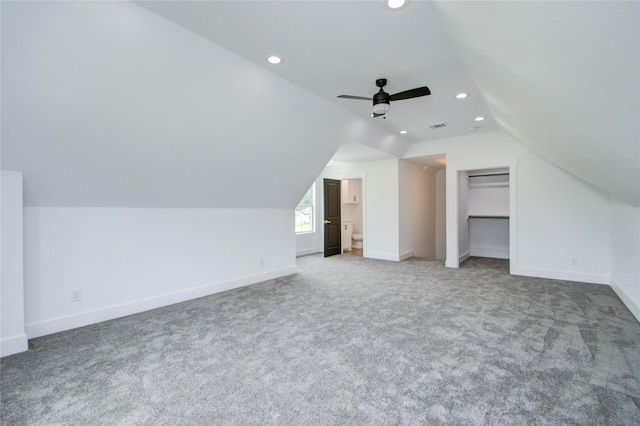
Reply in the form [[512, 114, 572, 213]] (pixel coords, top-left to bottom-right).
[[385, 0, 409, 11]]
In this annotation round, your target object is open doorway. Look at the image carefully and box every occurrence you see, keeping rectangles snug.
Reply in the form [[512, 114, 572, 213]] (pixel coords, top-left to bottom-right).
[[401, 154, 447, 261], [340, 179, 363, 257], [322, 177, 366, 258], [449, 163, 517, 273], [467, 170, 510, 259]]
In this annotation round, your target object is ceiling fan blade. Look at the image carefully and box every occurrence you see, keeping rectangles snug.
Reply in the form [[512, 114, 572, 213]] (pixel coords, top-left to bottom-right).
[[337, 95, 373, 101], [372, 112, 385, 118], [389, 86, 431, 101]]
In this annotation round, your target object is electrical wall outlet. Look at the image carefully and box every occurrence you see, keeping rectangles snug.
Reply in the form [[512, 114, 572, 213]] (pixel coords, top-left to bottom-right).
[[260, 258, 264, 266], [71, 289, 82, 302], [571, 258, 578, 266]]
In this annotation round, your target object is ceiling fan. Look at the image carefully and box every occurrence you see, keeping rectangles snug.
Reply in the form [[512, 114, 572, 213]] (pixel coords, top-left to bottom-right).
[[337, 78, 431, 118]]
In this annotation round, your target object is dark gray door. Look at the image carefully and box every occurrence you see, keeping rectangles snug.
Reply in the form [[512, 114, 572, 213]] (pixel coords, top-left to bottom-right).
[[323, 179, 341, 257]]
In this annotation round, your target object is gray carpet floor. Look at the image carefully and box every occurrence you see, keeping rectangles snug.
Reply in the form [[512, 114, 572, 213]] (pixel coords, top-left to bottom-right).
[[2, 255, 639, 425]]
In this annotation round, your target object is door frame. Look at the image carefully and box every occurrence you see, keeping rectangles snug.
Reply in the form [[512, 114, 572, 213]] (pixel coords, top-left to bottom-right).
[[446, 160, 517, 273], [321, 174, 367, 257]]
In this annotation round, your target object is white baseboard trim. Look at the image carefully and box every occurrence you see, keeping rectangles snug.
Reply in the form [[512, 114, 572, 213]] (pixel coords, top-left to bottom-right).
[[445, 259, 457, 268], [25, 265, 299, 339], [399, 251, 413, 261], [368, 251, 413, 262], [470, 246, 509, 259], [1, 334, 29, 357], [296, 248, 321, 257], [459, 250, 471, 264], [366, 251, 401, 262], [610, 276, 640, 323], [511, 266, 608, 285]]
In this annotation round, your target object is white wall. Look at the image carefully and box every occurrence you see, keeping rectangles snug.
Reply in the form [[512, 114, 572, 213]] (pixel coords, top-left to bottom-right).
[[456, 171, 470, 265], [405, 130, 611, 284], [610, 200, 640, 321], [469, 218, 510, 259], [432, 1, 640, 206], [295, 229, 322, 257], [398, 160, 435, 260], [1, 171, 28, 356], [2, 0, 401, 210], [467, 176, 510, 217], [310, 159, 401, 261], [23, 207, 297, 338], [298, 158, 444, 262], [435, 170, 447, 260], [514, 148, 610, 283], [435, 170, 446, 260], [2, 0, 404, 343]]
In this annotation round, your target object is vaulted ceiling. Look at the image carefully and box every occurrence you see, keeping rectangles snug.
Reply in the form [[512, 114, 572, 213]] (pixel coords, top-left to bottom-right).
[[134, 1, 498, 143], [432, 1, 639, 205], [2, 1, 638, 207]]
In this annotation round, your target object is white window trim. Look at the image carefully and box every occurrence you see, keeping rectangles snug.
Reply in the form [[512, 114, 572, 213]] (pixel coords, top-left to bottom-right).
[[295, 184, 315, 235]]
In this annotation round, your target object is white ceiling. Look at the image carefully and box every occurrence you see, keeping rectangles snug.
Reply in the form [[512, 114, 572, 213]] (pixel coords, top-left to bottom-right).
[[2, 1, 405, 207], [134, 0, 640, 205], [431, 1, 639, 205], [135, 0, 498, 145], [330, 142, 396, 164], [136, 0, 640, 206], [3, 1, 638, 207]]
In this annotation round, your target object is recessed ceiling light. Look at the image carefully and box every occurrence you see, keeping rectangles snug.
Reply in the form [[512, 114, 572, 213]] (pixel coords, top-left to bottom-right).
[[456, 93, 468, 99], [475, 116, 485, 121], [400, 130, 408, 134], [385, 0, 408, 10], [267, 55, 282, 65]]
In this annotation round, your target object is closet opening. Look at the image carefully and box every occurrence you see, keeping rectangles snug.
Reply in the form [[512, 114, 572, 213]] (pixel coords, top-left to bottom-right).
[[452, 164, 515, 274], [466, 169, 510, 260]]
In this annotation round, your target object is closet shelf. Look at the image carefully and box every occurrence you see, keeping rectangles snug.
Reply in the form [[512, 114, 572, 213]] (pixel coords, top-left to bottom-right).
[[468, 215, 509, 219], [468, 182, 510, 188]]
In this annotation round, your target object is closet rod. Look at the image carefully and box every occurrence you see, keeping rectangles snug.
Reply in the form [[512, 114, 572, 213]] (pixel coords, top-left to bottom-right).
[[468, 172, 510, 178]]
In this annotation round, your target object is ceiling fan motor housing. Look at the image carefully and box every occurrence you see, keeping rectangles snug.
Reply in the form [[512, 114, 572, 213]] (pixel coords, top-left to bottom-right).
[[373, 89, 391, 114]]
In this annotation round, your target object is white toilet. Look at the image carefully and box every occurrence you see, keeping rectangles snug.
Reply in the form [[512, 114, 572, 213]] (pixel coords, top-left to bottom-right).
[[352, 233, 363, 249]]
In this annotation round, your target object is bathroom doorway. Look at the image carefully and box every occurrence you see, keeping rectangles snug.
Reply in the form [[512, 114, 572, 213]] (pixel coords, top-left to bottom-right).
[[340, 178, 363, 257]]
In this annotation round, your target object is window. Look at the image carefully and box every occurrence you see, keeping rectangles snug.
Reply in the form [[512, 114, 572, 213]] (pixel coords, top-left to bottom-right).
[[295, 184, 315, 234]]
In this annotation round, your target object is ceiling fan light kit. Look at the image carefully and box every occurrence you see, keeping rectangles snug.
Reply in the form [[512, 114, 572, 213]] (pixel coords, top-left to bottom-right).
[[372, 102, 390, 115], [338, 77, 430, 118]]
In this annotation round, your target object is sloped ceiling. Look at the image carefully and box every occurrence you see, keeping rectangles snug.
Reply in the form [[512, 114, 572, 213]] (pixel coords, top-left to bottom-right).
[[2, 1, 638, 208], [431, 1, 640, 206], [130, 0, 640, 206], [134, 0, 498, 143], [0, 1, 406, 208]]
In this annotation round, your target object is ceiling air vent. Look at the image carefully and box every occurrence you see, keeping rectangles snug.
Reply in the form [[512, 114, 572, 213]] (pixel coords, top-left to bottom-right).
[[429, 123, 448, 129]]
